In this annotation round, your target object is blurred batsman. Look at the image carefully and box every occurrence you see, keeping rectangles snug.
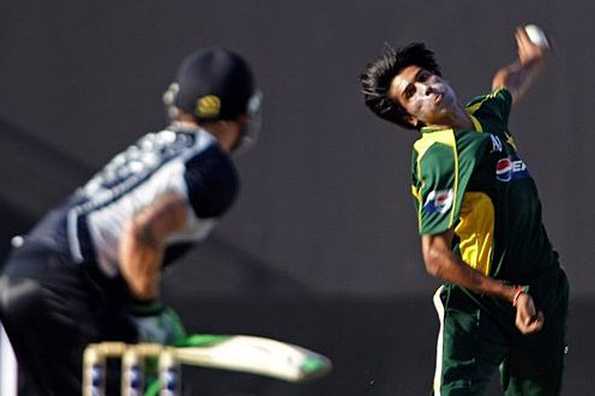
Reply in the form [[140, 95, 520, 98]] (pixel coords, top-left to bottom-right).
[[0, 47, 262, 395], [360, 27, 568, 395]]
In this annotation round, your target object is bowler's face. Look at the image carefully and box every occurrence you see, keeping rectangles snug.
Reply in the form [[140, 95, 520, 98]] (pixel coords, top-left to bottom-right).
[[389, 65, 457, 127]]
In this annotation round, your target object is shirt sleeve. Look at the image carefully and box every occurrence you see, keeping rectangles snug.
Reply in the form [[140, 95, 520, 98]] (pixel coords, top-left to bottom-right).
[[413, 137, 483, 236], [183, 145, 239, 219], [467, 88, 513, 129], [489, 88, 512, 125]]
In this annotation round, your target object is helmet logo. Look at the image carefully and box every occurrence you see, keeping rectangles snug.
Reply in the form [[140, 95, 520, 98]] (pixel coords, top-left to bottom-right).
[[195, 95, 221, 118]]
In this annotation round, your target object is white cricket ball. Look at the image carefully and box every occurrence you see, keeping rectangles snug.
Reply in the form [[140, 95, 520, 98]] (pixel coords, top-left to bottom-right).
[[524, 24, 550, 48], [11, 235, 24, 248]]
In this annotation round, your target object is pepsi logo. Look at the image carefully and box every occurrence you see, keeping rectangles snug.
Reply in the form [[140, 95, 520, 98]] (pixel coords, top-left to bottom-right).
[[496, 157, 528, 182], [423, 189, 454, 215], [496, 158, 513, 182]]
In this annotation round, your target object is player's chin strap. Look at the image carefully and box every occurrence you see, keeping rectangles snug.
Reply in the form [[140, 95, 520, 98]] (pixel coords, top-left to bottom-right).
[[162, 84, 263, 156]]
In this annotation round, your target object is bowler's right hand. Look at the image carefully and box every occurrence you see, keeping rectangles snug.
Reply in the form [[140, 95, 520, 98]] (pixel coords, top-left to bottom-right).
[[515, 292, 544, 335]]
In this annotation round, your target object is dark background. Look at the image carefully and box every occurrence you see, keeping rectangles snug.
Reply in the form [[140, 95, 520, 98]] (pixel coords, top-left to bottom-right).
[[0, 0, 593, 394]]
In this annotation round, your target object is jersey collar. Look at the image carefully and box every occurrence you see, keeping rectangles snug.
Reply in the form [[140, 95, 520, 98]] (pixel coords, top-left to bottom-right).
[[419, 110, 483, 134], [468, 112, 483, 132]]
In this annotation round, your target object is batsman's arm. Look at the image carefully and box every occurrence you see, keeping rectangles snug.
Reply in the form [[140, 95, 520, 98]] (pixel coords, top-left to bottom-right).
[[421, 229, 544, 334], [491, 27, 549, 103], [119, 192, 188, 300]]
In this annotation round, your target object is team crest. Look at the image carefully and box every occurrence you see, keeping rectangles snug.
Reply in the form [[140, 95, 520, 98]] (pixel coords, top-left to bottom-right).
[[195, 95, 221, 118], [423, 189, 454, 215]]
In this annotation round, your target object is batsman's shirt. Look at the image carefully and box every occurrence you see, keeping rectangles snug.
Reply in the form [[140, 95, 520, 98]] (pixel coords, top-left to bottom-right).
[[26, 125, 238, 277], [411, 88, 558, 283]]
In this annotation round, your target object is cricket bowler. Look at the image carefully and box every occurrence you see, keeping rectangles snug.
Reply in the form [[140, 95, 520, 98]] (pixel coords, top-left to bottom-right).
[[360, 26, 569, 395]]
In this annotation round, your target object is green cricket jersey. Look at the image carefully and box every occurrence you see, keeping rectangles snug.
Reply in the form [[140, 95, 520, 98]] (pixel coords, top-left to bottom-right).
[[410, 88, 558, 282]]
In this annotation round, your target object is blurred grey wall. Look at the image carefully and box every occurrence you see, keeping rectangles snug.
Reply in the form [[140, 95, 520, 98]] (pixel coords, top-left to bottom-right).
[[0, 0, 593, 298]]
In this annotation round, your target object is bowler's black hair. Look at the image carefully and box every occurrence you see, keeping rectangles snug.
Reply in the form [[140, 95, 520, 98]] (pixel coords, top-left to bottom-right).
[[360, 43, 442, 130]]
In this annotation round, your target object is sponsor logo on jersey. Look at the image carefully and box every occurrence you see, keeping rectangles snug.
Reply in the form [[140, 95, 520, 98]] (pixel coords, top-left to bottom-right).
[[81, 130, 196, 199], [489, 134, 503, 153], [423, 189, 454, 215], [495, 156, 529, 182]]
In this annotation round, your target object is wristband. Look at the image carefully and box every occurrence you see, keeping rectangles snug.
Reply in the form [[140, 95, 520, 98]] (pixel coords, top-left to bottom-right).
[[129, 297, 164, 316], [512, 286, 529, 307]]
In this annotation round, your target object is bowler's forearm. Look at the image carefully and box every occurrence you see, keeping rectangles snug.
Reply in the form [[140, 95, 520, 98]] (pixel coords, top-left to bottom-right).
[[492, 57, 544, 103], [427, 247, 516, 303]]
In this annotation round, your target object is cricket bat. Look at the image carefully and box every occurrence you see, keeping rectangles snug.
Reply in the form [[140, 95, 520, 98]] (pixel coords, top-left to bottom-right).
[[174, 334, 332, 382], [86, 334, 332, 384]]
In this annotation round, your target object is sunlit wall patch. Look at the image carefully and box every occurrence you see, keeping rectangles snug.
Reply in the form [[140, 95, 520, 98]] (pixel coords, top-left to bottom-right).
[[423, 189, 454, 214]]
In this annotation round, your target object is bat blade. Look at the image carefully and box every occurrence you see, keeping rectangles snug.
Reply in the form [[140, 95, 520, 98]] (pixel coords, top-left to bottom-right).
[[173, 335, 332, 382]]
